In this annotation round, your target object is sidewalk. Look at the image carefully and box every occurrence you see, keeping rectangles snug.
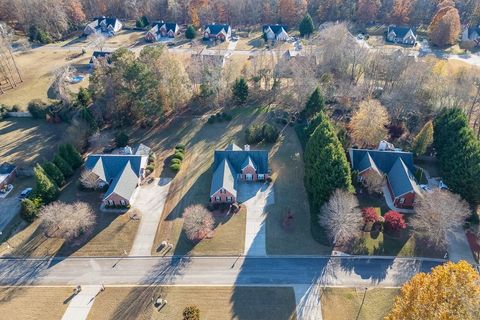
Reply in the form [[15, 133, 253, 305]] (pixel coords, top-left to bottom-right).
[[294, 284, 323, 320], [61, 285, 102, 320], [447, 227, 477, 265]]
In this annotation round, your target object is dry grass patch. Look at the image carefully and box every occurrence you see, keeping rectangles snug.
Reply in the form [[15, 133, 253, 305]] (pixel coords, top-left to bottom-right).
[[321, 287, 398, 320], [88, 286, 296, 320], [0, 286, 73, 320]]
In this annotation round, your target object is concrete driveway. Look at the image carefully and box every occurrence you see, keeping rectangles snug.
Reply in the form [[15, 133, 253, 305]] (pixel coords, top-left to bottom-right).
[[129, 178, 172, 256], [447, 227, 477, 265], [0, 191, 22, 232], [237, 182, 275, 256]]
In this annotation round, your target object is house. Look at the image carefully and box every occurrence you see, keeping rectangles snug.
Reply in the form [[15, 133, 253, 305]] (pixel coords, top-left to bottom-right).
[[83, 145, 151, 207], [210, 144, 270, 203], [145, 21, 180, 42], [84, 17, 122, 36], [203, 24, 231, 42], [349, 147, 421, 209], [263, 24, 289, 41], [89, 51, 112, 65], [386, 25, 417, 45], [461, 25, 480, 46], [0, 162, 16, 191]]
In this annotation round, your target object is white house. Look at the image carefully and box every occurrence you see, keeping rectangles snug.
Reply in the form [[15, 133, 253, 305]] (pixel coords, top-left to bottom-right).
[[386, 25, 417, 45], [84, 17, 122, 36], [263, 24, 289, 41]]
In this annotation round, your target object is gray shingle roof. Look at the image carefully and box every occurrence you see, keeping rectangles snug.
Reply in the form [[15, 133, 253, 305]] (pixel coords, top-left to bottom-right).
[[263, 24, 289, 35], [241, 156, 257, 171], [205, 24, 230, 35], [104, 160, 139, 200], [225, 143, 242, 151], [210, 158, 237, 197], [350, 149, 415, 174], [357, 152, 380, 174], [387, 26, 416, 38], [134, 144, 151, 156], [387, 157, 420, 198]]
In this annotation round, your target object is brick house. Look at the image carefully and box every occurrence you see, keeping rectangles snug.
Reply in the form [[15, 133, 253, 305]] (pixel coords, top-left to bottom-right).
[[0, 162, 17, 191], [210, 144, 270, 203], [84, 16, 122, 36], [386, 25, 417, 45], [263, 24, 289, 41], [145, 21, 179, 41], [203, 24, 231, 42], [349, 147, 422, 209], [83, 145, 150, 207]]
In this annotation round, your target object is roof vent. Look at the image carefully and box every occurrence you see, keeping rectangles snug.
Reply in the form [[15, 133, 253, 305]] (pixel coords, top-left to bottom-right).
[[378, 140, 395, 151], [244, 145, 250, 151]]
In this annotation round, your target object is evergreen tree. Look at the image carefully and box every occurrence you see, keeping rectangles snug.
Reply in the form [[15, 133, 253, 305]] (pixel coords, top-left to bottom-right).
[[34, 164, 59, 203], [304, 111, 353, 212], [299, 14, 315, 37], [412, 121, 433, 156], [185, 25, 197, 39], [59, 144, 82, 169], [305, 87, 325, 118], [232, 78, 249, 104], [42, 161, 65, 187], [433, 108, 480, 204], [54, 155, 74, 178], [77, 87, 91, 107]]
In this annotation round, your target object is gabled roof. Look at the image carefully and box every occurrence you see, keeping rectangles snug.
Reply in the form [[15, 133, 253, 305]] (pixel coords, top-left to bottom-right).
[[205, 24, 230, 35], [104, 160, 140, 200], [358, 152, 381, 175], [213, 150, 269, 174], [225, 143, 242, 151], [263, 24, 289, 35], [210, 158, 237, 197], [387, 25, 417, 38], [349, 148, 415, 174], [134, 144, 151, 156], [387, 158, 421, 198], [85, 154, 144, 184], [241, 156, 257, 171], [150, 21, 179, 34], [0, 162, 16, 175]]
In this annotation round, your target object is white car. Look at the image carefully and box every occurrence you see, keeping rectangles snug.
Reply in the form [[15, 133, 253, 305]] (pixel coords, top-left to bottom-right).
[[419, 184, 433, 193], [18, 187, 33, 200]]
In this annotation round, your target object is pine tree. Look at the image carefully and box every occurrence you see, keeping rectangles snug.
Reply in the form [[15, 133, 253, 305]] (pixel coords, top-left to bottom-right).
[[54, 154, 74, 178], [185, 25, 197, 39], [304, 87, 325, 118], [304, 111, 353, 212], [299, 14, 314, 37], [412, 121, 433, 156], [42, 161, 65, 187], [232, 78, 249, 105], [34, 164, 59, 203], [59, 144, 82, 169]]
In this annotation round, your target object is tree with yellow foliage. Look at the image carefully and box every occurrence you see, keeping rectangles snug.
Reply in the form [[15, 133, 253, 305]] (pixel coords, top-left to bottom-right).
[[350, 99, 389, 147], [386, 261, 480, 320]]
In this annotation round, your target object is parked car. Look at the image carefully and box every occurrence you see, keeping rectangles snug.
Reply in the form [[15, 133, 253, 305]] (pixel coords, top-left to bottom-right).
[[18, 187, 32, 200], [419, 184, 433, 193], [231, 36, 239, 41]]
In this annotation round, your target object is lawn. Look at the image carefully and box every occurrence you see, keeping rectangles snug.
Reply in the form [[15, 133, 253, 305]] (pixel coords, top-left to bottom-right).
[[0, 286, 73, 320], [0, 118, 70, 166], [87, 286, 297, 320], [0, 173, 140, 257], [321, 287, 399, 320], [235, 32, 264, 51], [0, 48, 91, 108]]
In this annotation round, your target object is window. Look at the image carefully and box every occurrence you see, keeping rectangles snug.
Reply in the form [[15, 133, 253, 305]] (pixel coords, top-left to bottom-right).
[[120, 200, 126, 206], [215, 196, 221, 202], [258, 174, 265, 180], [226, 197, 232, 202], [399, 198, 405, 204], [107, 200, 114, 206]]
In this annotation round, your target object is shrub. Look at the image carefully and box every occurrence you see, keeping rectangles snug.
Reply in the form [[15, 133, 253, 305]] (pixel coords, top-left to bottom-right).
[[136, 16, 149, 29], [362, 207, 381, 224], [173, 151, 184, 161], [384, 211, 407, 233], [115, 131, 129, 148], [21, 198, 42, 222], [146, 164, 155, 172], [42, 161, 65, 187], [171, 158, 182, 165], [170, 162, 181, 172], [262, 124, 280, 143], [27, 100, 49, 119], [207, 116, 216, 124], [185, 25, 197, 40], [183, 305, 200, 320], [53, 155, 74, 178], [175, 144, 186, 151], [245, 123, 279, 144]]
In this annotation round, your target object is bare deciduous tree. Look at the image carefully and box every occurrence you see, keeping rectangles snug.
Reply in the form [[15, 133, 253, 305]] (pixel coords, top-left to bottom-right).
[[362, 171, 385, 195], [412, 190, 470, 248], [183, 205, 215, 242], [39, 201, 95, 241], [350, 99, 390, 147], [79, 169, 99, 190], [319, 189, 363, 246]]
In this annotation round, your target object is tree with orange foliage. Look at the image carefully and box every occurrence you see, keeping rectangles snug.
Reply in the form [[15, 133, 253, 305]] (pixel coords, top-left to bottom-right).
[[64, 0, 86, 24], [390, 0, 414, 24], [279, 0, 306, 26], [386, 261, 480, 320], [356, 0, 381, 23], [429, 3, 461, 46]]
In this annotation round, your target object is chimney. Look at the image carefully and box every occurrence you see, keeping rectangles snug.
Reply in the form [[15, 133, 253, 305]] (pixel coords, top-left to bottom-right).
[[244, 145, 250, 151]]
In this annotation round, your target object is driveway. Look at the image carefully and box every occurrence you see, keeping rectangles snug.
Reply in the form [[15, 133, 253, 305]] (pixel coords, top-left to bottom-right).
[[129, 178, 172, 256], [0, 191, 22, 232], [447, 227, 477, 265], [237, 182, 274, 256]]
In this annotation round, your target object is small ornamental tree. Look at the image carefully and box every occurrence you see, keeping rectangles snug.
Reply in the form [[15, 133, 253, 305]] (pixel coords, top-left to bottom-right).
[[299, 14, 314, 37], [362, 207, 381, 224], [183, 305, 200, 320], [185, 25, 197, 39], [183, 205, 215, 241], [384, 211, 406, 233], [232, 78, 249, 104]]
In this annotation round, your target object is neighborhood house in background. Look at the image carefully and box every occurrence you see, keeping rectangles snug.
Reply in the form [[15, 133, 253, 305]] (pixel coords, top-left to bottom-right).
[[83, 144, 151, 207], [263, 24, 290, 41], [83, 16, 123, 36], [349, 142, 421, 209], [386, 25, 417, 45], [210, 144, 270, 204], [203, 23, 231, 42], [145, 21, 180, 42]]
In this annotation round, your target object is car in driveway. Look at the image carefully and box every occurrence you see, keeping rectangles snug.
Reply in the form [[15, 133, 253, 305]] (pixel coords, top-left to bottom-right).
[[18, 187, 32, 200], [419, 184, 433, 193]]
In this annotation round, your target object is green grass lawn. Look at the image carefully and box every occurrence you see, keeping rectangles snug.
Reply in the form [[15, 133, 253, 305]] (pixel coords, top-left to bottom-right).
[[88, 286, 297, 320], [321, 287, 399, 320]]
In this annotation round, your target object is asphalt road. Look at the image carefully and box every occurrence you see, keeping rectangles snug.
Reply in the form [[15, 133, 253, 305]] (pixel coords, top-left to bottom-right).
[[0, 256, 444, 287]]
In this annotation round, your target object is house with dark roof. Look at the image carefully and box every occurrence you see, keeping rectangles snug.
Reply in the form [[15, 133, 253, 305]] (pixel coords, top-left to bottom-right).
[[84, 145, 150, 207], [84, 17, 123, 36], [0, 162, 16, 191], [210, 144, 270, 203], [263, 24, 289, 41], [89, 51, 112, 65], [145, 21, 180, 41], [203, 24, 231, 42], [349, 148, 421, 208], [462, 25, 480, 46], [386, 25, 417, 45]]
